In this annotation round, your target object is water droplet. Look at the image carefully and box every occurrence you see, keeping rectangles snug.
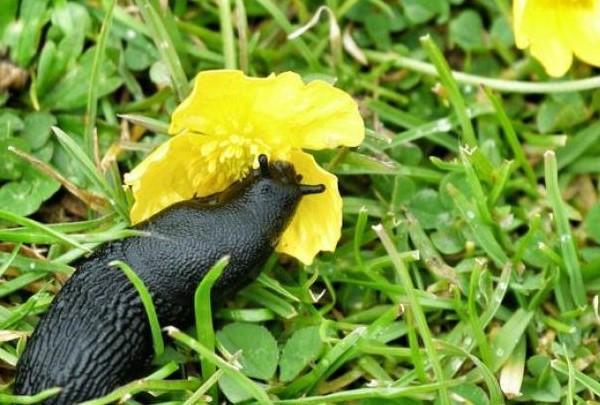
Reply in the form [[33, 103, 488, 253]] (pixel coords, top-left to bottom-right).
[[126, 29, 136, 39], [463, 337, 473, 346], [435, 119, 452, 132], [466, 211, 476, 219], [495, 348, 505, 357], [29, 262, 36, 270]]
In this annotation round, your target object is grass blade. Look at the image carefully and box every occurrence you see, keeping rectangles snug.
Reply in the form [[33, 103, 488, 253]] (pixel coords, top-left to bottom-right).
[[52, 126, 129, 221], [217, 0, 237, 69], [0, 209, 90, 252], [420, 35, 476, 147], [110, 260, 164, 357], [373, 224, 450, 405], [133, 0, 188, 100], [544, 151, 586, 308], [0, 388, 62, 404], [166, 327, 272, 404], [84, 0, 115, 158], [194, 255, 229, 402]]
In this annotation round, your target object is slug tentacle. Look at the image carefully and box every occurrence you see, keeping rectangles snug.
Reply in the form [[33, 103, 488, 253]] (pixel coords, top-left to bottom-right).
[[14, 158, 320, 404], [300, 184, 326, 195], [258, 153, 270, 177]]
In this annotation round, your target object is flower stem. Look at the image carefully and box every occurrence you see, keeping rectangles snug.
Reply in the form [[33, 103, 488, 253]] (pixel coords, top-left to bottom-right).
[[365, 50, 600, 94]]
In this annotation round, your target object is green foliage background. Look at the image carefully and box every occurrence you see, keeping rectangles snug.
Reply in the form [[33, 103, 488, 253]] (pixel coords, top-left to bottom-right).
[[1, 0, 599, 403]]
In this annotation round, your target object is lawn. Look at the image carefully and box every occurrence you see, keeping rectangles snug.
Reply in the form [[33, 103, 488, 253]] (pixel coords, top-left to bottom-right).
[[1, 0, 600, 404]]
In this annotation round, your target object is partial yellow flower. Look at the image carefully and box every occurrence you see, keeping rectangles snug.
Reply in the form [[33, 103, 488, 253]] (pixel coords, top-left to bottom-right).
[[125, 70, 364, 265], [513, 0, 600, 77]]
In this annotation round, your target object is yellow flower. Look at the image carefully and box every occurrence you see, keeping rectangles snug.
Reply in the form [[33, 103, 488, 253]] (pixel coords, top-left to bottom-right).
[[124, 70, 364, 265], [513, 0, 600, 77]]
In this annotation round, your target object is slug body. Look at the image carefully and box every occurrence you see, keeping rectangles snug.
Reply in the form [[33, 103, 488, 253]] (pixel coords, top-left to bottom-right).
[[14, 156, 324, 404]]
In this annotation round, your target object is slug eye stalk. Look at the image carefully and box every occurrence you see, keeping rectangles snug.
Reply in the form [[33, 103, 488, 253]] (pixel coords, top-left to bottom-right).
[[258, 154, 270, 177], [299, 184, 326, 195]]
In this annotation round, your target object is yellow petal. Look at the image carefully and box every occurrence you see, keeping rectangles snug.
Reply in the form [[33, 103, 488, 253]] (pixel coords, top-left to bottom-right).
[[170, 70, 364, 150], [276, 150, 342, 265], [124, 132, 270, 224], [512, 0, 529, 49], [516, 0, 572, 77], [559, 1, 600, 67]]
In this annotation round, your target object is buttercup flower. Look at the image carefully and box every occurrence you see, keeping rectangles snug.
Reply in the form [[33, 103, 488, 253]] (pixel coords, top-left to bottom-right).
[[513, 0, 600, 77], [125, 70, 364, 265]]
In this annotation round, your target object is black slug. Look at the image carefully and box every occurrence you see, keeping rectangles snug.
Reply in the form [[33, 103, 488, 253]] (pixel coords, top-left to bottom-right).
[[13, 154, 325, 404]]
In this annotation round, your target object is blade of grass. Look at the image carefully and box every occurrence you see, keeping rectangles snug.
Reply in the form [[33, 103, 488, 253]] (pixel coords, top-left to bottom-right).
[[194, 255, 229, 403], [217, 0, 236, 69], [79, 362, 188, 405], [552, 360, 600, 396], [405, 309, 427, 382], [118, 113, 169, 134], [404, 212, 459, 285], [436, 340, 504, 404], [446, 184, 509, 268], [353, 206, 368, 270], [386, 104, 494, 151], [282, 305, 398, 397], [0, 209, 90, 253], [490, 309, 534, 371], [8, 146, 108, 211], [217, 307, 275, 322], [0, 388, 62, 404], [483, 88, 537, 190], [0, 252, 73, 274], [499, 336, 526, 399], [0, 243, 21, 278], [459, 146, 493, 224], [467, 261, 493, 368], [544, 151, 586, 308], [373, 224, 450, 405], [420, 35, 476, 147], [84, 0, 115, 158], [52, 126, 129, 221], [235, 0, 248, 72], [257, 273, 301, 302], [240, 284, 297, 319], [133, 0, 188, 100], [274, 379, 464, 404], [183, 368, 224, 405], [110, 260, 164, 357], [254, 0, 319, 69], [166, 327, 272, 404]]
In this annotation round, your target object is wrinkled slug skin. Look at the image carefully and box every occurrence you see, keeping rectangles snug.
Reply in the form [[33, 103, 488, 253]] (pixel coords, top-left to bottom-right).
[[14, 167, 305, 404]]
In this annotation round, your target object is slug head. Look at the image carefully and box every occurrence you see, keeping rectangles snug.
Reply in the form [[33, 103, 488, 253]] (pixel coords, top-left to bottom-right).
[[190, 154, 324, 245], [250, 154, 325, 221]]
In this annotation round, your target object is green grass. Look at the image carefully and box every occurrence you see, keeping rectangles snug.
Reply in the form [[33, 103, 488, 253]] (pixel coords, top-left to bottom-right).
[[1, 0, 600, 403]]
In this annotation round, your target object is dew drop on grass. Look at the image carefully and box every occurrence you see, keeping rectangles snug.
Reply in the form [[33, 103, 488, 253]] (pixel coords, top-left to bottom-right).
[[435, 119, 452, 132], [560, 234, 571, 243], [495, 348, 504, 357]]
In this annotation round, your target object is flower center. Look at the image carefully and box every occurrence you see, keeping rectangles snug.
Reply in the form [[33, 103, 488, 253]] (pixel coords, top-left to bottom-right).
[[196, 134, 277, 189]]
